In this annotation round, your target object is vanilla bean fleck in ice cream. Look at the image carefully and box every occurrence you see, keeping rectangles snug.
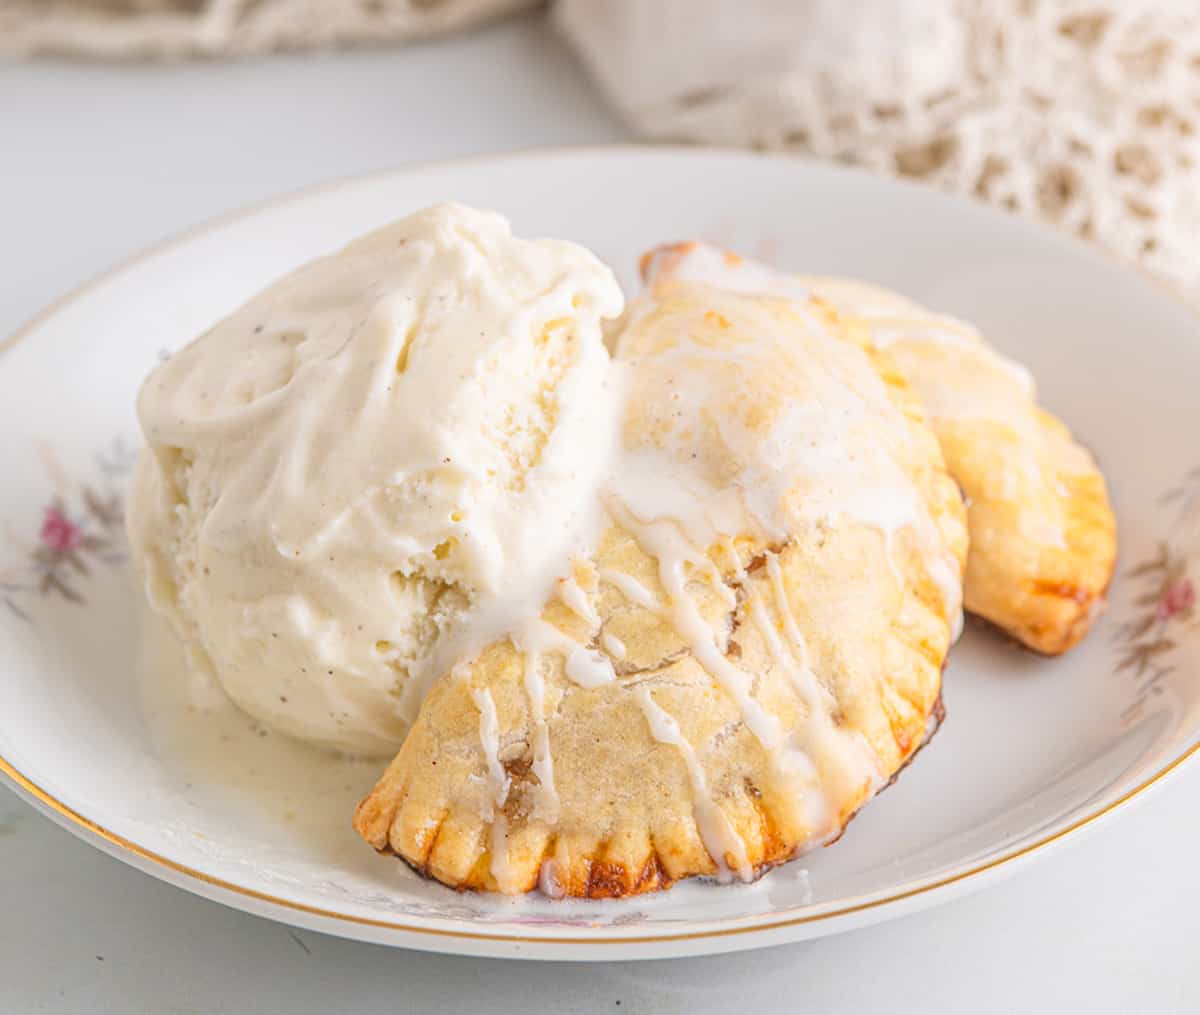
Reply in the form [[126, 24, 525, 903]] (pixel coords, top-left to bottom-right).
[[128, 204, 625, 756]]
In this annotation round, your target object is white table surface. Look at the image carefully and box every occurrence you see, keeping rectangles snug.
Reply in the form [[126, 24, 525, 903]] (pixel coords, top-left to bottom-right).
[[1, 12, 1196, 1013]]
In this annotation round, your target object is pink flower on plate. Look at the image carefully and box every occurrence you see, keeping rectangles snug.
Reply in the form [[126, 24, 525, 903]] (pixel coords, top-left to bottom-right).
[[39, 505, 82, 554], [1157, 577, 1195, 621]]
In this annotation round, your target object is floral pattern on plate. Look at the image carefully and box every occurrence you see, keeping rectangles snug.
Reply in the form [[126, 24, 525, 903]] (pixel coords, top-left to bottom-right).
[[1, 437, 136, 619], [1113, 467, 1200, 724]]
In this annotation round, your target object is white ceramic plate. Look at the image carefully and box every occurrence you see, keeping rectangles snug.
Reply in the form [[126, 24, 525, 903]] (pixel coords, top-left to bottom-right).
[[3, 148, 1199, 961]]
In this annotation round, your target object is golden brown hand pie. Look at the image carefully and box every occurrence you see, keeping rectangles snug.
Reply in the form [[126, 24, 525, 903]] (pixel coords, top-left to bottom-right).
[[643, 244, 1117, 655], [354, 282, 967, 896]]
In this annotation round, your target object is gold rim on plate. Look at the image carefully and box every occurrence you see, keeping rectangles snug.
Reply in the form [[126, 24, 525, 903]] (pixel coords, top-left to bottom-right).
[[2, 146, 1198, 949], [4, 741, 1198, 946]]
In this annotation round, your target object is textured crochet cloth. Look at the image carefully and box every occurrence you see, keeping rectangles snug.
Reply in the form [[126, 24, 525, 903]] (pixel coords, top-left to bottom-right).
[[0, 1, 534, 59], [557, 0, 1200, 302]]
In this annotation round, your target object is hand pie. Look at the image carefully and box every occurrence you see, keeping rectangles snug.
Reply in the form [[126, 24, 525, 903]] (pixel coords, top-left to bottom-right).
[[642, 244, 1117, 655], [355, 281, 967, 896]]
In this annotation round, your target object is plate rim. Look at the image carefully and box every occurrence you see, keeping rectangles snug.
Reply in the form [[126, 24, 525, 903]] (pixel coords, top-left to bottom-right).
[[3, 143, 1199, 955]]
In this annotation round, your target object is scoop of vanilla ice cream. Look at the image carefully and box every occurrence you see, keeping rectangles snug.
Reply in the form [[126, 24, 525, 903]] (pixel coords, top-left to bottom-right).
[[128, 203, 625, 755]]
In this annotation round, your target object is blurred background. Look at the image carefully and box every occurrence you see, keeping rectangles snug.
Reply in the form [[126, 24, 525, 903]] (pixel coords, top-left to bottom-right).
[[4, 0, 1199, 300]]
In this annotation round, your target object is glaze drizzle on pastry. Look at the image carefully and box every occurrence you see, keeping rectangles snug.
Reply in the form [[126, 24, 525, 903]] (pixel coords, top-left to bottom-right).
[[355, 274, 968, 895]]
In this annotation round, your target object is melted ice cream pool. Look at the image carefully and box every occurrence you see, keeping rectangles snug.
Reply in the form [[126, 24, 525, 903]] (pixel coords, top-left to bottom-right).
[[137, 604, 811, 916]]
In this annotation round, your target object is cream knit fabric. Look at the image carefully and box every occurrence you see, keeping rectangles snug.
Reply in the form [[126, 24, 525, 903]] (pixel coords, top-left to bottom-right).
[[557, 0, 1200, 300], [0, 0, 533, 60]]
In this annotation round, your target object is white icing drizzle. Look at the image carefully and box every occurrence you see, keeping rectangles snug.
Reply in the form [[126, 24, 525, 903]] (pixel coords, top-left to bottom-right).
[[928, 553, 966, 642], [790, 274, 1084, 563], [757, 548, 885, 815], [719, 542, 828, 832], [471, 686, 509, 808], [633, 685, 752, 883], [558, 572, 601, 628], [869, 319, 974, 349], [564, 649, 614, 689], [537, 857, 567, 899], [507, 607, 635, 822], [619, 299, 935, 558], [515, 641, 560, 822], [489, 814, 517, 892], [638, 248, 965, 630], [792, 276, 1058, 524], [600, 631, 627, 660], [471, 686, 519, 887], [728, 541, 886, 832], [642, 242, 843, 354], [648, 241, 1034, 422], [607, 498, 784, 753], [468, 686, 530, 892], [762, 552, 809, 670], [598, 567, 662, 611], [644, 243, 812, 305], [849, 312, 1036, 397], [512, 617, 615, 691], [865, 312, 1032, 387]]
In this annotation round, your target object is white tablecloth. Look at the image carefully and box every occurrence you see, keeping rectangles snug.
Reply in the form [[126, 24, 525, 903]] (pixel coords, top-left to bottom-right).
[[0, 13, 1195, 1012]]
